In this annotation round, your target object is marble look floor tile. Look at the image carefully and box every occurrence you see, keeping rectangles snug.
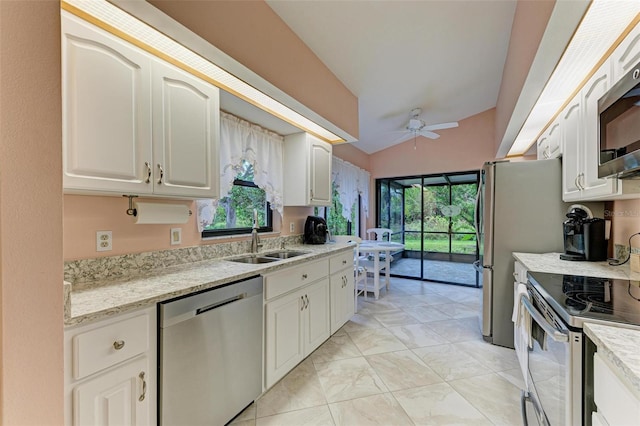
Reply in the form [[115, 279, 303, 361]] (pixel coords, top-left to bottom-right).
[[366, 350, 443, 391], [455, 339, 519, 372], [372, 309, 422, 328], [497, 367, 526, 390], [387, 323, 449, 348], [229, 420, 255, 426], [341, 313, 385, 333], [256, 359, 327, 418], [411, 294, 456, 306], [449, 373, 522, 425], [439, 302, 481, 319], [401, 304, 452, 323], [412, 344, 492, 381], [310, 333, 361, 364], [383, 294, 429, 308], [328, 393, 413, 426], [314, 357, 388, 403], [427, 318, 482, 343], [256, 405, 335, 426], [347, 327, 408, 355], [393, 382, 492, 425], [358, 298, 400, 313]]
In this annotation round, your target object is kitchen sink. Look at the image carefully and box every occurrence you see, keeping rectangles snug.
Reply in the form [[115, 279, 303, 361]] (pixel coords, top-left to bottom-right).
[[262, 250, 309, 259], [227, 255, 280, 264]]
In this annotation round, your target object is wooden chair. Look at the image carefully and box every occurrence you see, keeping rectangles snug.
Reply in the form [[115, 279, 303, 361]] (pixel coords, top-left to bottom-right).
[[366, 228, 392, 241]]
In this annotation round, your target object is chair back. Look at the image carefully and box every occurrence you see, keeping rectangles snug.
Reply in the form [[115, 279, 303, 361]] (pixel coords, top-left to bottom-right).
[[366, 228, 392, 241]]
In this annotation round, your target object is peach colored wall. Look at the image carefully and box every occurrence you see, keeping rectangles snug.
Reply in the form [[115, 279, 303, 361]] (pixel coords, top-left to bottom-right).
[[608, 199, 640, 249], [64, 194, 310, 260], [0, 1, 64, 423], [370, 108, 497, 179], [495, 0, 555, 152], [333, 143, 371, 172], [148, 0, 359, 139]]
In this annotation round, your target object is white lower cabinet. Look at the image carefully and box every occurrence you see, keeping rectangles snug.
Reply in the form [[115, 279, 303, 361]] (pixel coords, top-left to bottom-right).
[[593, 352, 640, 426], [65, 307, 156, 426], [264, 278, 330, 388], [329, 251, 355, 334]]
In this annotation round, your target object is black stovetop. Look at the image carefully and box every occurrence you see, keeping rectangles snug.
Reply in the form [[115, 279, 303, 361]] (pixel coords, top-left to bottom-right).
[[527, 271, 640, 328]]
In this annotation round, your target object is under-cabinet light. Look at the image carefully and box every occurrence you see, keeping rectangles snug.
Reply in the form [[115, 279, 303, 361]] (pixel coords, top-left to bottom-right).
[[508, 1, 640, 156], [61, 0, 345, 144]]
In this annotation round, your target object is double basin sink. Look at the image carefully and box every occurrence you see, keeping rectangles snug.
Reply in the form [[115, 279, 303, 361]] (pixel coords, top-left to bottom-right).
[[227, 250, 310, 264]]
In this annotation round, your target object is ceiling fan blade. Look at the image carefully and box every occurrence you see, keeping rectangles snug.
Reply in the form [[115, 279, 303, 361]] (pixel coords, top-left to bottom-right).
[[423, 121, 459, 131], [420, 130, 440, 139], [389, 132, 416, 145]]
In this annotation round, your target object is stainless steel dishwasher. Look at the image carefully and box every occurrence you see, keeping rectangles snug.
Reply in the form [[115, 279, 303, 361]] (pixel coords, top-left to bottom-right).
[[158, 276, 263, 425]]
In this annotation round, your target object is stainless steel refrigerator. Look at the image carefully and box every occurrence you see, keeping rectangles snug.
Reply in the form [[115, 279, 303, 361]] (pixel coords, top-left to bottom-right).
[[475, 159, 601, 348]]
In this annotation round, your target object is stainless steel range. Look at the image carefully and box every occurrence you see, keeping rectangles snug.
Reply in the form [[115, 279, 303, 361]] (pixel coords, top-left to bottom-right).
[[521, 272, 640, 426]]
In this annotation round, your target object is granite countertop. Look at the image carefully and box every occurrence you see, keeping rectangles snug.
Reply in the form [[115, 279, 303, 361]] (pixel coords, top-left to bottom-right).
[[66, 243, 353, 327], [584, 322, 640, 400], [512, 252, 638, 280]]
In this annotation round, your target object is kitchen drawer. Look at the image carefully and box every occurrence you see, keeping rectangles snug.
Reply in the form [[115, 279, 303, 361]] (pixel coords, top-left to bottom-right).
[[72, 313, 150, 380], [264, 259, 328, 300], [514, 260, 528, 284], [329, 250, 354, 274], [594, 352, 640, 425]]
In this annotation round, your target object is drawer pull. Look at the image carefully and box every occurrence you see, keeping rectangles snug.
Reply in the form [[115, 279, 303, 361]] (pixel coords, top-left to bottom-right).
[[342, 260, 347, 265], [302, 273, 308, 280], [144, 162, 151, 184], [113, 340, 125, 350], [138, 371, 147, 402]]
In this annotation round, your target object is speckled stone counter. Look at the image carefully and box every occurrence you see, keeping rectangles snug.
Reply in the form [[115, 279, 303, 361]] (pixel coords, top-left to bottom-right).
[[584, 322, 640, 399], [512, 252, 638, 280], [65, 242, 353, 327]]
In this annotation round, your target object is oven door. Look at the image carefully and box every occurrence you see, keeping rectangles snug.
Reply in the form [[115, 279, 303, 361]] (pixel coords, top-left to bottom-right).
[[521, 296, 573, 426]]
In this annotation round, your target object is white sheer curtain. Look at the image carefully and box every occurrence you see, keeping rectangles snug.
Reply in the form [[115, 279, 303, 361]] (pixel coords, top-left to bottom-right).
[[331, 156, 370, 220], [197, 112, 284, 232]]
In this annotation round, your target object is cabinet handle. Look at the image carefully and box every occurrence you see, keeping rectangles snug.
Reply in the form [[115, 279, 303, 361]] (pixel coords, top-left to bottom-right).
[[144, 162, 151, 184], [300, 295, 305, 311], [302, 273, 308, 280], [580, 173, 585, 190], [157, 164, 164, 185], [305, 294, 309, 309], [513, 272, 519, 279], [342, 260, 347, 265], [310, 189, 314, 199], [138, 371, 147, 402], [113, 340, 125, 350]]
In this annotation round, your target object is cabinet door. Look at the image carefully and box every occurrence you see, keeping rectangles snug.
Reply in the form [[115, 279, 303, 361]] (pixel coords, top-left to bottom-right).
[[62, 13, 153, 195], [309, 137, 332, 206], [612, 22, 640, 82], [151, 60, 220, 198], [265, 289, 304, 388], [74, 356, 149, 426], [303, 278, 331, 354], [581, 63, 617, 197], [330, 270, 355, 334], [547, 121, 562, 159], [562, 97, 582, 201]]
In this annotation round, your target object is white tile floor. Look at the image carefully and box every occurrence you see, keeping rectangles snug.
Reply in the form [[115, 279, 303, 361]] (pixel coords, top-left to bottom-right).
[[232, 277, 523, 426]]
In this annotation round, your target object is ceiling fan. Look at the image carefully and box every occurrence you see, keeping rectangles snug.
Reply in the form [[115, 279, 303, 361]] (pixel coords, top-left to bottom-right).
[[393, 108, 459, 148]]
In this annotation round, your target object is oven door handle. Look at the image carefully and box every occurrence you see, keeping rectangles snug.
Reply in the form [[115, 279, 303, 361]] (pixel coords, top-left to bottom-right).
[[521, 295, 569, 343]]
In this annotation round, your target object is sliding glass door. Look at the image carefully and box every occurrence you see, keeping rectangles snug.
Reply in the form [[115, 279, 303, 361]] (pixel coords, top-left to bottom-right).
[[376, 171, 480, 286]]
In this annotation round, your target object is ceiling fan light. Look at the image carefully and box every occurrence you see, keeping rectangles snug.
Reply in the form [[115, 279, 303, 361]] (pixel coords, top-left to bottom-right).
[[407, 118, 424, 131]]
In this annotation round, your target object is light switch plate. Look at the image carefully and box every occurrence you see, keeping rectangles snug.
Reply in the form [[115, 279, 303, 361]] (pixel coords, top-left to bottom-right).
[[290, 222, 295, 233], [170, 228, 182, 245]]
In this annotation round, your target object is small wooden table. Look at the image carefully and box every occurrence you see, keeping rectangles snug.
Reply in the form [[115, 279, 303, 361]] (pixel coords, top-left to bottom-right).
[[358, 240, 404, 298]]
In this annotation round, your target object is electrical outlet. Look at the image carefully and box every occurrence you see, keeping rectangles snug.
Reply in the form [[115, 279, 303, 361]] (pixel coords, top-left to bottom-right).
[[290, 222, 295, 233], [170, 228, 182, 245], [96, 231, 112, 252]]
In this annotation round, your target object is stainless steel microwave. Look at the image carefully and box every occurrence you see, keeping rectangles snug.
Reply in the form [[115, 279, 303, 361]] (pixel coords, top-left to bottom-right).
[[598, 60, 640, 178]]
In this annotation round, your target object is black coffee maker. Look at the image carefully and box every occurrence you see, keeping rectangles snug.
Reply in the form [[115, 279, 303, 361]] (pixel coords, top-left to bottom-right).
[[303, 215, 328, 244], [560, 206, 607, 261]]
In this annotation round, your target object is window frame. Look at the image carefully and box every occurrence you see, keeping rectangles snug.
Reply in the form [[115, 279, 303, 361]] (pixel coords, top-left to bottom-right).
[[201, 178, 273, 238]]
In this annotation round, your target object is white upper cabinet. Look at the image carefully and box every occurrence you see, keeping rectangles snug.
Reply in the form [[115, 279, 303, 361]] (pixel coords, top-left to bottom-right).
[[537, 119, 561, 160], [62, 12, 153, 195], [151, 59, 219, 198], [283, 133, 332, 206], [612, 22, 640, 81], [61, 12, 219, 199], [562, 96, 582, 201]]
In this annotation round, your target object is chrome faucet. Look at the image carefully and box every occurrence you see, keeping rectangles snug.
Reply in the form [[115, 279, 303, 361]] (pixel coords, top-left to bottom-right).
[[251, 209, 262, 253]]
